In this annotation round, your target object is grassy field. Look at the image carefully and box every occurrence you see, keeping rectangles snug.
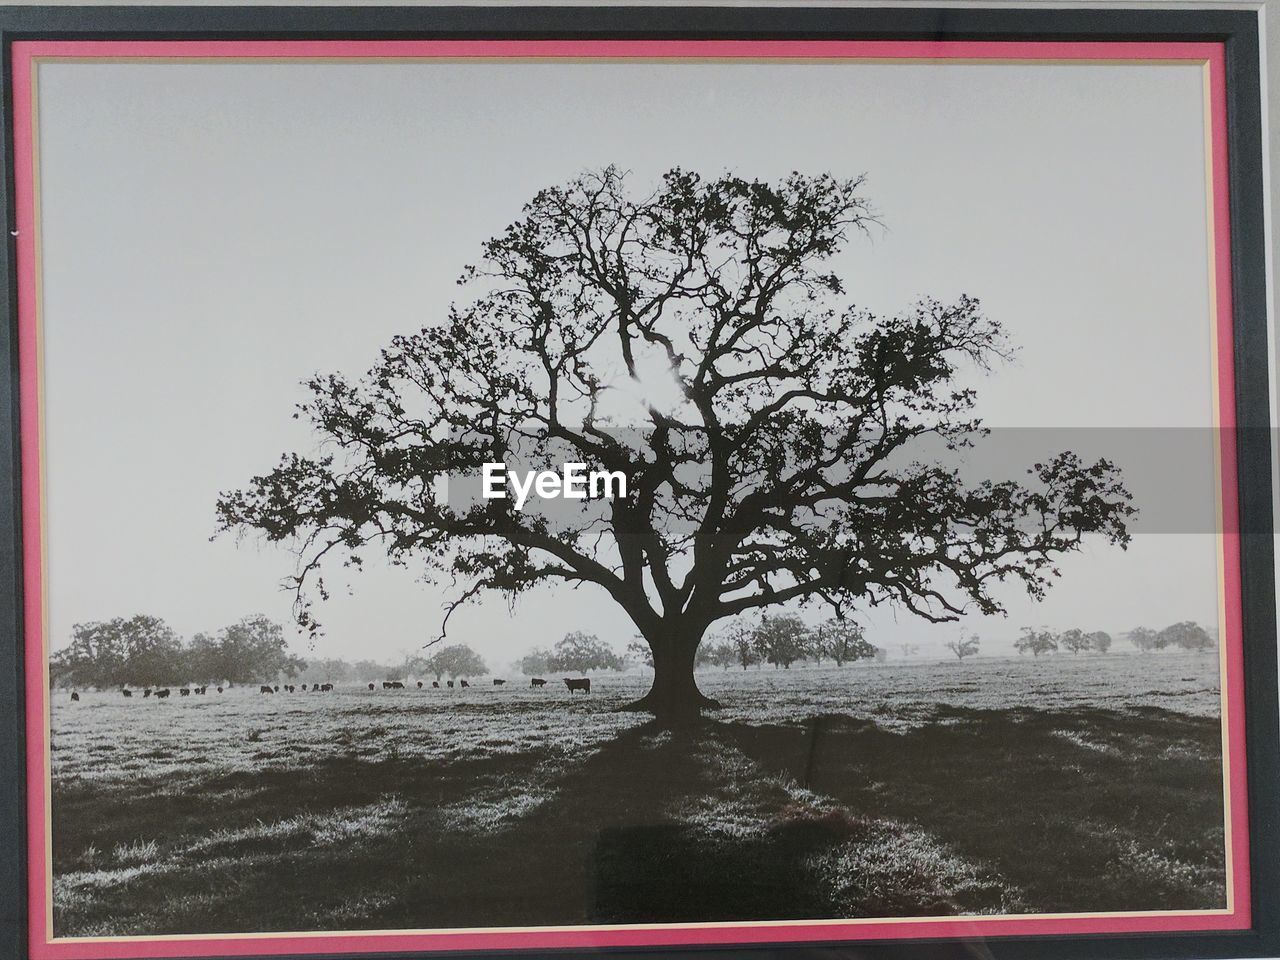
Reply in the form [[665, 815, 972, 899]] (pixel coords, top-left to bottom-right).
[[49, 652, 1226, 936]]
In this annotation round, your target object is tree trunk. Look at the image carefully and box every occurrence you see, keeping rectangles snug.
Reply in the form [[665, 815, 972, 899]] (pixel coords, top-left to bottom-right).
[[619, 632, 719, 722]]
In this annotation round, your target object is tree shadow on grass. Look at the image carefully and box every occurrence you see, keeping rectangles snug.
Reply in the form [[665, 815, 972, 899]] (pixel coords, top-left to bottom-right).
[[51, 706, 1226, 935], [715, 705, 1226, 914]]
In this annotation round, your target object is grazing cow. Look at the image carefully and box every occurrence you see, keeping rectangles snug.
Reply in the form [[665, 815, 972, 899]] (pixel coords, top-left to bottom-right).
[[320, 683, 333, 692], [70, 691, 80, 701], [392, 681, 405, 689], [368, 682, 375, 691], [216, 686, 223, 694], [447, 680, 455, 689], [156, 688, 170, 699], [493, 679, 506, 686], [564, 678, 591, 694], [196, 685, 207, 695], [459, 679, 470, 688], [531, 678, 547, 688], [143, 688, 152, 698], [300, 683, 308, 691], [285, 684, 295, 693], [273, 685, 280, 693], [416, 681, 423, 689], [260, 685, 274, 694], [122, 689, 133, 697], [432, 681, 440, 688], [382, 681, 393, 690], [180, 687, 191, 697]]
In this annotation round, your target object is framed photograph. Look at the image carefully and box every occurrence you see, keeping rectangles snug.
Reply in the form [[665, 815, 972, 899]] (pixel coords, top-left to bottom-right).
[[1, 5, 1276, 960]]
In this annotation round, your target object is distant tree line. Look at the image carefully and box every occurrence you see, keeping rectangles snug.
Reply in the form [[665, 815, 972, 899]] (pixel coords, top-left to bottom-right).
[[1126, 621, 1215, 653], [49, 614, 304, 689], [1014, 627, 1112, 657], [517, 618, 885, 676], [694, 614, 879, 670], [618, 615, 879, 673]]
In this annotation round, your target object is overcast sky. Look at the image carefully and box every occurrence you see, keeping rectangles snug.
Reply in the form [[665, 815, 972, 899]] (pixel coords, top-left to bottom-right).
[[35, 58, 1222, 665]]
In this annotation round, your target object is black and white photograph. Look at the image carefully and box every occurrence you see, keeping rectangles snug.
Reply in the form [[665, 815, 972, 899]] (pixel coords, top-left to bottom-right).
[[13, 32, 1267, 955]]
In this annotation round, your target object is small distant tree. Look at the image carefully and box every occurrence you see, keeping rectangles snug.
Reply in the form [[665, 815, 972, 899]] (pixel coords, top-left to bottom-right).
[[518, 647, 553, 675], [295, 657, 361, 684], [693, 642, 721, 669], [1058, 628, 1090, 655], [1159, 621, 1214, 653], [626, 637, 654, 669], [701, 640, 738, 671], [813, 618, 876, 667], [716, 618, 760, 670], [1087, 630, 1113, 655], [945, 633, 980, 661], [899, 643, 920, 659], [753, 614, 811, 669], [1014, 627, 1057, 657], [1127, 626, 1160, 653], [424, 643, 488, 680], [550, 631, 623, 674]]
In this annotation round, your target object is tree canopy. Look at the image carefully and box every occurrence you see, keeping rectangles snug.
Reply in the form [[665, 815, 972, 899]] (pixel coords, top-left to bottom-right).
[[217, 166, 1135, 719]]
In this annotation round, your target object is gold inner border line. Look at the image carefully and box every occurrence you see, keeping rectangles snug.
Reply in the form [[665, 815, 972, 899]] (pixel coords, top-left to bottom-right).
[[26, 53, 1236, 945]]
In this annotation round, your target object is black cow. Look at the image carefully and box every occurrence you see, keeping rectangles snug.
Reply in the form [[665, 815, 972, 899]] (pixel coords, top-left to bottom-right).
[[447, 680, 455, 689], [179, 688, 191, 697], [459, 679, 470, 688], [260, 685, 274, 694], [531, 678, 547, 688], [432, 681, 440, 688], [416, 681, 423, 689], [216, 686, 223, 694], [564, 678, 591, 694], [122, 689, 133, 697], [320, 683, 333, 692], [392, 681, 405, 689], [301, 683, 308, 691], [156, 688, 170, 698], [493, 679, 506, 686], [70, 691, 80, 701], [382, 681, 393, 690], [368, 682, 375, 691], [273, 685, 280, 693], [195, 685, 207, 694], [285, 684, 295, 693], [143, 688, 152, 698]]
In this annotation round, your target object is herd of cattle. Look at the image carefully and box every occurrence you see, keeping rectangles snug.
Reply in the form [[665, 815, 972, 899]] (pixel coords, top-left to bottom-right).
[[66, 677, 592, 701]]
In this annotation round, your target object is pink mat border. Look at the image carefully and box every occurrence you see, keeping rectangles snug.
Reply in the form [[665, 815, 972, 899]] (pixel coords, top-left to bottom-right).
[[11, 38, 1250, 959]]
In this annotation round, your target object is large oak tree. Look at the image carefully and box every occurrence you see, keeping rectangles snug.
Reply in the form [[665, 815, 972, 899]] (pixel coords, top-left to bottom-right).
[[216, 166, 1134, 721]]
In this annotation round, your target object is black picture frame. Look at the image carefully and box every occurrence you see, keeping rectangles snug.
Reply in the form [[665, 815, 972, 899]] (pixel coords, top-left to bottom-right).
[[0, 6, 1274, 960]]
